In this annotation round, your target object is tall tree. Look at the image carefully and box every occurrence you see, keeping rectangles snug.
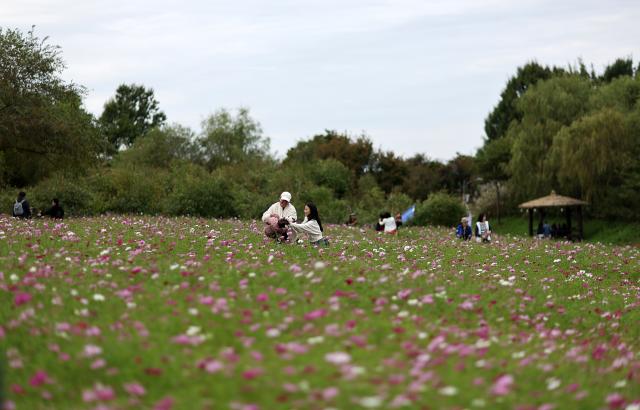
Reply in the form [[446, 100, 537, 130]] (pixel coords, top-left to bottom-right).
[[198, 107, 270, 170], [476, 138, 512, 222], [99, 84, 166, 154], [0, 27, 100, 186], [484, 62, 559, 141]]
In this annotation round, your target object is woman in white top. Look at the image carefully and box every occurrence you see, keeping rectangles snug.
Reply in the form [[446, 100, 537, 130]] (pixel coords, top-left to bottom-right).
[[379, 211, 397, 234], [288, 202, 328, 246], [475, 213, 491, 243]]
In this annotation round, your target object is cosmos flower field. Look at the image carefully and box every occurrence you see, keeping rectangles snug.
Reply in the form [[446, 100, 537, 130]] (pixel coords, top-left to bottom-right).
[[1, 216, 639, 410]]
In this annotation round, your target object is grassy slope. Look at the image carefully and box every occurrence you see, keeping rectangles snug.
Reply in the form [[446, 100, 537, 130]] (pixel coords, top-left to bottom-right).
[[491, 215, 640, 246]]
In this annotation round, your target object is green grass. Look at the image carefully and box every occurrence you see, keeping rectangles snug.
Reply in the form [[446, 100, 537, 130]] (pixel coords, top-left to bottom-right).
[[492, 215, 640, 245]]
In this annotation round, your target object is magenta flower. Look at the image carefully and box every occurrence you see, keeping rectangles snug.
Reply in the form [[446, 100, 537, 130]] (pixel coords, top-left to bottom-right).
[[14, 292, 32, 306], [490, 374, 514, 396]]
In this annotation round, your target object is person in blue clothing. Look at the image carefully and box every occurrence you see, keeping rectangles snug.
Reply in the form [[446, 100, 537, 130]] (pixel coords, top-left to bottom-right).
[[456, 217, 472, 240]]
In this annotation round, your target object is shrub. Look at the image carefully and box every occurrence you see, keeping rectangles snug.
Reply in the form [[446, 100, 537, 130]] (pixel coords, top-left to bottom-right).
[[163, 167, 236, 218], [414, 192, 466, 227], [31, 174, 95, 216]]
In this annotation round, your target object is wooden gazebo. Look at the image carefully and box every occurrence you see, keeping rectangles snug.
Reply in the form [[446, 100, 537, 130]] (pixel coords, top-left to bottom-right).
[[518, 191, 588, 240]]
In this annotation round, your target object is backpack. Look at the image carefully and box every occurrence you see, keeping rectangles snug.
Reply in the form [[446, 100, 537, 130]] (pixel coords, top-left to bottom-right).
[[14, 200, 24, 216]]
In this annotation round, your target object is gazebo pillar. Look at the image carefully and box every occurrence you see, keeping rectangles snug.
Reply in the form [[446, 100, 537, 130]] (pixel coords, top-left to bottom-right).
[[528, 208, 534, 236], [565, 207, 572, 240], [577, 206, 583, 240]]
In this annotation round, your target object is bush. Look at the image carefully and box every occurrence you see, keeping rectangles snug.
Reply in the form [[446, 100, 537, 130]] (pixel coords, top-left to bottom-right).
[[414, 192, 466, 227], [31, 174, 95, 216], [91, 166, 170, 215], [163, 167, 236, 217], [299, 185, 349, 224]]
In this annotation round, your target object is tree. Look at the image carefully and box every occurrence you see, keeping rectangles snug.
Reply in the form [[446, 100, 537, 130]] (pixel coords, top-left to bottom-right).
[[484, 62, 560, 141], [285, 130, 374, 177], [370, 150, 408, 194], [476, 138, 512, 222], [198, 107, 270, 170], [99, 84, 166, 154], [508, 75, 592, 202], [0, 27, 100, 187], [402, 154, 446, 201], [115, 124, 199, 169], [601, 58, 634, 83]]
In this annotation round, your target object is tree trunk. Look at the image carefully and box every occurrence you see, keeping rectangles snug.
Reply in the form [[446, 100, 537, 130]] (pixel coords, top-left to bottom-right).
[[495, 182, 501, 223]]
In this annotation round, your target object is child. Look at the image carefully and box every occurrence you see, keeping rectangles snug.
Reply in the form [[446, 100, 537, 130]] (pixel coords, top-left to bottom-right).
[[379, 211, 397, 234]]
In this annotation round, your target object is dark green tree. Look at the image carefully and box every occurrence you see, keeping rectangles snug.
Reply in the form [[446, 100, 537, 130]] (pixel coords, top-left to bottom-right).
[[484, 62, 560, 141], [0, 27, 100, 186], [601, 58, 634, 83], [99, 84, 166, 154], [476, 138, 512, 222]]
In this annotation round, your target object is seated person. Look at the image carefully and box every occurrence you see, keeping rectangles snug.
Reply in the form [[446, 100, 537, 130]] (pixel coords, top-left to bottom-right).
[[345, 213, 358, 226], [13, 191, 31, 219], [41, 198, 64, 219], [475, 213, 492, 243], [261, 192, 297, 241], [285, 202, 328, 246], [395, 213, 403, 228], [456, 217, 472, 240], [379, 211, 397, 234]]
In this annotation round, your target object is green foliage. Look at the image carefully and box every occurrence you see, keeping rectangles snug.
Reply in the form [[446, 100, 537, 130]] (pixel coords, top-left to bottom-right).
[[414, 192, 466, 227], [285, 130, 373, 177], [508, 75, 592, 202], [484, 62, 559, 141], [0, 27, 101, 187], [115, 125, 198, 168], [163, 167, 236, 217], [386, 192, 413, 216], [30, 174, 95, 216], [90, 166, 170, 215], [99, 84, 166, 154], [299, 185, 349, 224], [309, 159, 352, 198], [199, 108, 270, 170], [601, 58, 634, 83]]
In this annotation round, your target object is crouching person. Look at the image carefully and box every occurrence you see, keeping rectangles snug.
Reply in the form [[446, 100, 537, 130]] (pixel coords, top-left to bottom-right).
[[262, 192, 297, 242]]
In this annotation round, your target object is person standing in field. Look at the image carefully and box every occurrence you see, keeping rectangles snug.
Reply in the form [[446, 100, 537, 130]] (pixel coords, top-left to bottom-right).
[[12, 191, 31, 219], [286, 202, 328, 246], [261, 191, 297, 241]]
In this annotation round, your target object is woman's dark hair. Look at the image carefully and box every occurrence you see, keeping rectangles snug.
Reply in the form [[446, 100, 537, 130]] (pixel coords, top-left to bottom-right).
[[53, 198, 59, 205], [478, 213, 487, 222], [306, 202, 323, 232], [381, 211, 391, 219]]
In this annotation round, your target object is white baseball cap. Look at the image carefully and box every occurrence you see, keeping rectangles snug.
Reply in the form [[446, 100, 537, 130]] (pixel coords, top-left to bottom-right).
[[280, 192, 292, 202]]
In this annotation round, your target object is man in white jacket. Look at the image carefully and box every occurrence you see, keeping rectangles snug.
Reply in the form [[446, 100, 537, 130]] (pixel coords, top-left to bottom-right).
[[261, 192, 297, 240]]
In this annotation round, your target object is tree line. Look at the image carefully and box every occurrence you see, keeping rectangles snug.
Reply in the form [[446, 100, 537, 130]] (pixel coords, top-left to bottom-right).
[[1, 27, 638, 225]]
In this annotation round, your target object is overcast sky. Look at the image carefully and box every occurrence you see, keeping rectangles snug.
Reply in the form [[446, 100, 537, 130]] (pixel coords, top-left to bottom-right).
[[3, 0, 640, 160]]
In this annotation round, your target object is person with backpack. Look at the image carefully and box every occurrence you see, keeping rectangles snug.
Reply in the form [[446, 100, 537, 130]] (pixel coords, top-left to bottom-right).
[[12, 192, 31, 219]]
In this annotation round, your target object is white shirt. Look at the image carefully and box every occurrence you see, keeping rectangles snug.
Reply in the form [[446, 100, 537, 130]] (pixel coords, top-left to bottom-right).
[[380, 217, 397, 233], [476, 221, 490, 235], [261, 202, 297, 224], [290, 218, 323, 242]]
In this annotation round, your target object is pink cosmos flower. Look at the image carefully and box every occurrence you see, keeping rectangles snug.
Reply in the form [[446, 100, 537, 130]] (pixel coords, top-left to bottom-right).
[[14, 292, 32, 306], [29, 370, 51, 387], [490, 374, 514, 396], [123, 382, 146, 396]]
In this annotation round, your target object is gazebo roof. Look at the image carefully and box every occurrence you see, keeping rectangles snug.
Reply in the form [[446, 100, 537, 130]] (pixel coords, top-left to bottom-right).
[[518, 190, 588, 209]]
